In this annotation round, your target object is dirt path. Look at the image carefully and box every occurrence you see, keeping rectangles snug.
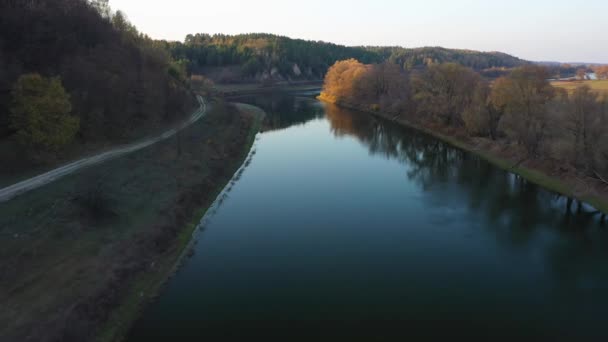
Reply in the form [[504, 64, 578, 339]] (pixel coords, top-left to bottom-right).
[[0, 96, 207, 203]]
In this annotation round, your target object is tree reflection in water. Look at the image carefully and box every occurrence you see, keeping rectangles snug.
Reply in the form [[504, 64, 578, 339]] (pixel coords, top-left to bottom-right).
[[235, 93, 608, 297], [323, 101, 608, 298]]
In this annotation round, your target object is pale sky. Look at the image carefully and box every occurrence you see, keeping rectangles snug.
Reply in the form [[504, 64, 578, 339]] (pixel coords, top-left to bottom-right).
[[109, 0, 608, 63]]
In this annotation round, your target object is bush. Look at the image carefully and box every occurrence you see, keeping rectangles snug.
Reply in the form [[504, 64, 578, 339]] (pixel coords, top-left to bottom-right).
[[75, 180, 115, 222], [10, 74, 79, 153]]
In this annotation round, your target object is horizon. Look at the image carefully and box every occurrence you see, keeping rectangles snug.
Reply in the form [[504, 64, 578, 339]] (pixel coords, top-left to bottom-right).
[[109, 0, 608, 64]]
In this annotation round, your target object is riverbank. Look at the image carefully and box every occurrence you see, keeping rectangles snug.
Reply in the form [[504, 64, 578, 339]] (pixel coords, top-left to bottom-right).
[[98, 101, 264, 342], [0, 100, 264, 342], [319, 96, 608, 215]]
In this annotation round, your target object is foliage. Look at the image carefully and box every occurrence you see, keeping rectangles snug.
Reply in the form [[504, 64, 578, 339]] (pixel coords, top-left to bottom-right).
[[168, 59, 189, 82], [322, 60, 608, 180], [91, 0, 112, 18], [164, 33, 382, 81], [9, 74, 79, 152], [462, 83, 491, 136], [491, 66, 555, 156], [594, 65, 608, 80], [320, 59, 412, 114], [321, 59, 369, 104], [559, 86, 607, 172], [369, 46, 527, 71], [164, 34, 528, 83], [0, 0, 195, 148], [412, 63, 484, 126]]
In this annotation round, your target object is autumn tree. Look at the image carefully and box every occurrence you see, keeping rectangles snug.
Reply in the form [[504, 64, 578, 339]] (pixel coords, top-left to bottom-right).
[[412, 63, 483, 126], [462, 81, 492, 136], [10, 74, 79, 152], [594, 65, 608, 80], [320, 59, 369, 104], [366, 62, 412, 114], [576, 68, 587, 80], [490, 66, 555, 157]]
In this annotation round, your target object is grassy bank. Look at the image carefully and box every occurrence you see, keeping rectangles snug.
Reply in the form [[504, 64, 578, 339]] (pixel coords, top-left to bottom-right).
[[97, 101, 264, 342], [0, 100, 264, 342], [319, 95, 608, 214], [0, 97, 198, 189]]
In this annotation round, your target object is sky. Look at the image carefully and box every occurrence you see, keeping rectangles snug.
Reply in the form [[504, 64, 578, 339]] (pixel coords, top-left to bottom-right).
[[109, 0, 608, 63]]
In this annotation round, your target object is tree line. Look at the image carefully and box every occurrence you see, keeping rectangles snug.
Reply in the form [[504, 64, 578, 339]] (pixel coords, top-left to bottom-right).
[[0, 0, 195, 157], [163, 33, 382, 82], [320, 59, 608, 182], [594, 65, 608, 79], [162, 34, 531, 83], [369, 46, 527, 71]]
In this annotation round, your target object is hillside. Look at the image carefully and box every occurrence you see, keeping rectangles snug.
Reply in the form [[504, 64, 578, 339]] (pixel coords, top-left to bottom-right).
[[370, 46, 527, 71], [0, 0, 195, 148], [164, 33, 529, 83], [163, 33, 383, 83]]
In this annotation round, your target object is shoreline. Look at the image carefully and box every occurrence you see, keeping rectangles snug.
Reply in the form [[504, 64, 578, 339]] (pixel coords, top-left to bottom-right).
[[319, 97, 608, 215], [0, 98, 266, 342], [97, 101, 266, 342]]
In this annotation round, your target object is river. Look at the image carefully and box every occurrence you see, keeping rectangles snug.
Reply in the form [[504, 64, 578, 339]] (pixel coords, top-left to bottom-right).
[[128, 92, 608, 340]]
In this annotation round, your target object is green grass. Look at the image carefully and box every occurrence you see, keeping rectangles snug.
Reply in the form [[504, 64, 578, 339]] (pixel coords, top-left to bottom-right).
[[0, 103, 199, 188], [95, 102, 265, 342], [0, 100, 264, 342], [96, 101, 263, 342]]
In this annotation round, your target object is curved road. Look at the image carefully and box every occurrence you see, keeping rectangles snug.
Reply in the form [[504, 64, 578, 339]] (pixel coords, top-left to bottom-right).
[[0, 96, 207, 203]]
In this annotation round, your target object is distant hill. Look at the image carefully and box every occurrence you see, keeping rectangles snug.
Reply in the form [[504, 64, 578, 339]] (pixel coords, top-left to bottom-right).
[[536, 61, 607, 67], [164, 34, 529, 83], [162, 33, 382, 83], [369, 46, 528, 71]]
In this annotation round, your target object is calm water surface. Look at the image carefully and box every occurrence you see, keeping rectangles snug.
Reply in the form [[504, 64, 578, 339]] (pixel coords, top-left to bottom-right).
[[129, 93, 608, 341]]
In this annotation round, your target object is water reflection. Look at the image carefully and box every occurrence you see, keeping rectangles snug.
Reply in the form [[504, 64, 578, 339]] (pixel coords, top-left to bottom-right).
[[232, 93, 324, 132], [324, 101, 608, 297], [324, 102, 604, 227], [129, 94, 608, 340]]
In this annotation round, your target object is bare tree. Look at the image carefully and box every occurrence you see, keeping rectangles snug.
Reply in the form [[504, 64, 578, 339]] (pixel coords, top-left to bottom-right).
[[490, 66, 555, 157]]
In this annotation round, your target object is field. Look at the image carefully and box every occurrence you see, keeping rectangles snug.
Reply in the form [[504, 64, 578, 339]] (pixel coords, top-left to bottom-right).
[[0, 101, 263, 342], [551, 79, 608, 96]]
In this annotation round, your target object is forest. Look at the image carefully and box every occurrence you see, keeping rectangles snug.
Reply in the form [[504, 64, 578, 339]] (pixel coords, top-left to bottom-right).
[[0, 0, 195, 160], [162, 33, 382, 83], [163, 33, 530, 83], [370, 46, 527, 71], [319, 59, 608, 192]]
